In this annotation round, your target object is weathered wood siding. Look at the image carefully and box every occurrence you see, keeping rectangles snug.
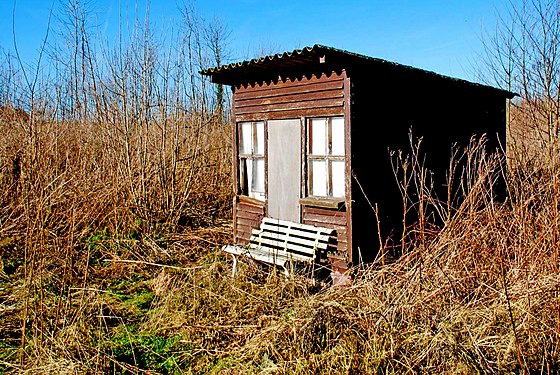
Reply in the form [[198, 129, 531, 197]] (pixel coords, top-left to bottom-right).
[[301, 205, 348, 270], [232, 70, 351, 271], [235, 196, 265, 244], [233, 72, 345, 121]]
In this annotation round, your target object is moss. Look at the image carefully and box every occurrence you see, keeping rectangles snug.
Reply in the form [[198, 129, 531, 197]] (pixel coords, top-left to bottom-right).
[[107, 325, 188, 373]]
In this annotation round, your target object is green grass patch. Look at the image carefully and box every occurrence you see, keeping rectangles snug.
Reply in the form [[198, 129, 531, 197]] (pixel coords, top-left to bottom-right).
[[108, 325, 189, 373]]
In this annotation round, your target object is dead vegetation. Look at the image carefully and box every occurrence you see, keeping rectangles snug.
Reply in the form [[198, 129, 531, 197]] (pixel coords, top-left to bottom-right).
[[4, 142, 560, 373]]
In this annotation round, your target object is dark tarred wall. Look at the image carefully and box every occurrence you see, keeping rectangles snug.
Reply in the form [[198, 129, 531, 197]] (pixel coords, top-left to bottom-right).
[[348, 64, 507, 264]]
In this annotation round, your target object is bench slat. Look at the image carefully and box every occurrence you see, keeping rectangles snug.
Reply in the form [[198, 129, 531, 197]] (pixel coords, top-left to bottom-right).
[[250, 238, 315, 259], [261, 217, 333, 235], [259, 223, 332, 242], [251, 230, 330, 251], [222, 245, 246, 255], [260, 222, 332, 237], [242, 247, 288, 267], [246, 246, 312, 263], [224, 218, 336, 277]]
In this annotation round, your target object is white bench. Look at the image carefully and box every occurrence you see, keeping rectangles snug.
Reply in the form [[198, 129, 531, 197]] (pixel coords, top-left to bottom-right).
[[222, 217, 335, 277]]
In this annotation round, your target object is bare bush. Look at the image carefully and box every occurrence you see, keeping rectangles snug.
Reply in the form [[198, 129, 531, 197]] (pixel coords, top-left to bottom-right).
[[481, 0, 560, 169], [0, 1, 232, 369]]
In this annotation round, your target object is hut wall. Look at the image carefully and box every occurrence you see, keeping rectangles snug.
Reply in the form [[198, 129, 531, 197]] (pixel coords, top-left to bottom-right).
[[233, 72, 345, 121], [234, 196, 265, 244], [348, 65, 507, 263], [301, 203, 348, 271], [232, 71, 351, 266]]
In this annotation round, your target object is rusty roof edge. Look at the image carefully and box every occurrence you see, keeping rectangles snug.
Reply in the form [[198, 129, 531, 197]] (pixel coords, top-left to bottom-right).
[[200, 45, 316, 76], [200, 44, 517, 98], [313, 44, 517, 98]]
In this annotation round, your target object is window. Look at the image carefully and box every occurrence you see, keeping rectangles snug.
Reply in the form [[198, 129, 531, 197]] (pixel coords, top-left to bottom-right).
[[238, 121, 265, 200], [307, 117, 345, 198]]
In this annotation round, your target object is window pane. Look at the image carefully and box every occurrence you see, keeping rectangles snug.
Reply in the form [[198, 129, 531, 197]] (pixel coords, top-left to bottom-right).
[[332, 160, 345, 197], [239, 158, 248, 195], [255, 122, 265, 155], [310, 118, 326, 155], [331, 117, 345, 156], [252, 157, 265, 194], [311, 160, 327, 196], [240, 122, 252, 154], [245, 158, 253, 195]]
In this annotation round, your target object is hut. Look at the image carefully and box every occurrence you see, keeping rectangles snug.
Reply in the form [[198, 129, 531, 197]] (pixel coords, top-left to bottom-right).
[[201, 44, 514, 278]]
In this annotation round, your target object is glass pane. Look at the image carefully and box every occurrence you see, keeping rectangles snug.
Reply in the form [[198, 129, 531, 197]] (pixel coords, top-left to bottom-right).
[[332, 160, 345, 197], [310, 118, 326, 155], [245, 158, 253, 195], [240, 122, 252, 154], [239, 158, 248, 195], [255, 121, 265, 155], [311, 160, 327, 196], [252, 157, 265, 194], [331, 117, 345, 156]]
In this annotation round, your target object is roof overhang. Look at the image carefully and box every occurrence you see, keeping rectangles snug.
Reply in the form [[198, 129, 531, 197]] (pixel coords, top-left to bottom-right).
[[201, 44, 516, 99]]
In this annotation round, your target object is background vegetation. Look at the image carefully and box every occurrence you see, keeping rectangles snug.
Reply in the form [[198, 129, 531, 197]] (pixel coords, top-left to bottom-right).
[[1, 0, 560, 373]]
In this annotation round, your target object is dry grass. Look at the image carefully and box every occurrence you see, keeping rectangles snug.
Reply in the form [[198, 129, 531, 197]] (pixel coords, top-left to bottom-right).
[[2, 106, 559, 373], [131, 155, 560, 374]]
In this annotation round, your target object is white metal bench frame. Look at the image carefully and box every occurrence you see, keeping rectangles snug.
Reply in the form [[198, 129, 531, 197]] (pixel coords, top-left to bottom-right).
[[222, 217, 335, 277]]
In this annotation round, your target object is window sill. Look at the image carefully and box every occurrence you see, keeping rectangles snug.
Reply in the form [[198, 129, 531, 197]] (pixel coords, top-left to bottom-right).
[[237, 195, 266, 206], [300, 196, 345, 210]]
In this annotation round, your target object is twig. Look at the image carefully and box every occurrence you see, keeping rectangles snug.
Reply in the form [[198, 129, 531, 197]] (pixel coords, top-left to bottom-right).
[[500, 258, 528, 373], [0, 360, 19, 369], [103, 258, 202, 271]]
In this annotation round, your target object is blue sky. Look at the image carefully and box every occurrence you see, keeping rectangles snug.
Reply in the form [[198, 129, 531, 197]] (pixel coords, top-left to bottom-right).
[[0, 0, 511, 81]]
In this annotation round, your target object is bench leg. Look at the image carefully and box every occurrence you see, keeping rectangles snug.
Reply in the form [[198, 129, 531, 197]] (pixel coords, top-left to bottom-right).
[[231, 254, 238, 277]]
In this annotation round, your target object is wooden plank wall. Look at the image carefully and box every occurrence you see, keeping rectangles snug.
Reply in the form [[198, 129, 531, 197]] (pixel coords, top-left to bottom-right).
[[235, 196, 265, 244], [233, 72, 345, 121], [233, 70, 350, 271], [301, 205, 348, 270]]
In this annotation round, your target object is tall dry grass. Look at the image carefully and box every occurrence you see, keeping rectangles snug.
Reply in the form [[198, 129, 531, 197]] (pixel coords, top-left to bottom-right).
[[0, 2, 232, 372], [3, 101, 559, 372], [120, 137, 559, 374]]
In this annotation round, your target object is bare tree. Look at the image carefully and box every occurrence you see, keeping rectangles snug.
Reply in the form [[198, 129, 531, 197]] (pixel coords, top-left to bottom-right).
[[204, 16, 230, 121], [481, 0, 560, 167]]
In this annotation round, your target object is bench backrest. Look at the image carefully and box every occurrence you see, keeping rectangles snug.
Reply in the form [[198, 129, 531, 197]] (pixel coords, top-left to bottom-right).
[[249, 217, 335, 261]]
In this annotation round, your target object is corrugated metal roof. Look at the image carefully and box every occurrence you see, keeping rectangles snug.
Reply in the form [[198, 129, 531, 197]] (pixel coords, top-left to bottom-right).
[[200, 44, 516, 98]]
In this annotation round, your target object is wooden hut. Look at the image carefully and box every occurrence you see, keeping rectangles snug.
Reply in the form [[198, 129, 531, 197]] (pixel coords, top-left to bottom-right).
[[201, 44, 514, 277]]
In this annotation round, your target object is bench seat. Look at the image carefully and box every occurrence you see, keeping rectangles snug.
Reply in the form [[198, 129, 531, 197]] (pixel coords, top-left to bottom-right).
[[223, 217, 335, 277]]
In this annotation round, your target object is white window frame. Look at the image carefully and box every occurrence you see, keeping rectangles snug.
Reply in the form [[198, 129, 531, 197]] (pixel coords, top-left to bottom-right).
[[238, 121, 265, 201], [307, 116, 345, 198]]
